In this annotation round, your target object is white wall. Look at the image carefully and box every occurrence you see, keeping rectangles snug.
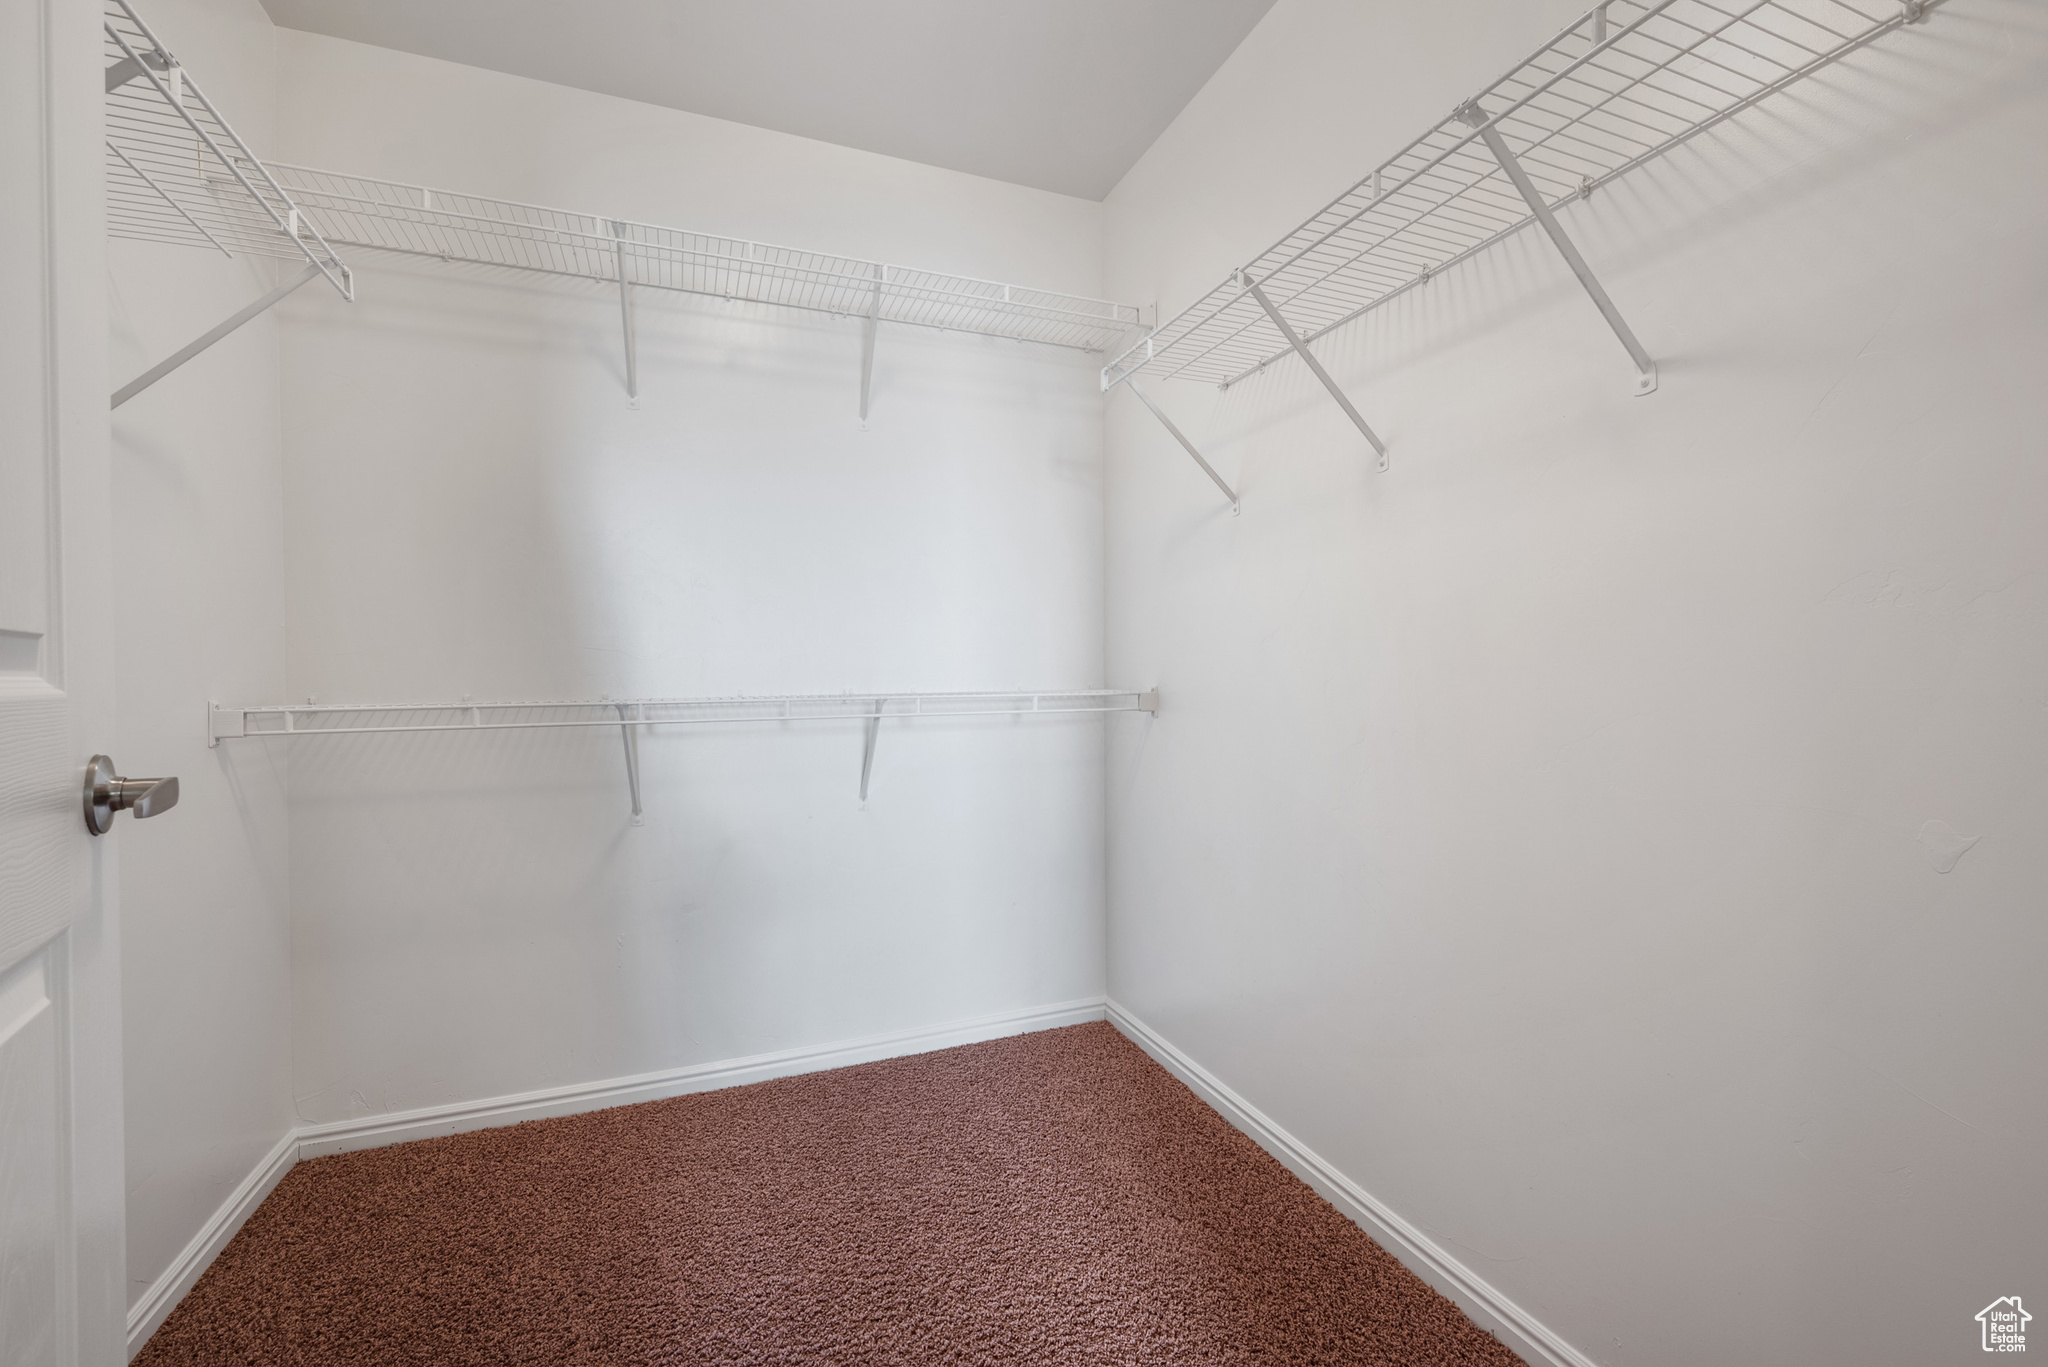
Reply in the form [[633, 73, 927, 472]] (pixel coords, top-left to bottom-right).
[[268, 34, 1114, 1125], [108, 0, 296, 1315], [1102, 3, 2048, 1365]]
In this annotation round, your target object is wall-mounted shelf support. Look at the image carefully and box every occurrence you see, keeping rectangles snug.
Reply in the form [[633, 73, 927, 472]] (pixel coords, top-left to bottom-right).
[[113, 262, 324, 408], [615, 703, 644, 825], [1128, 381, 1238, 513], [1458, 102, 1656, 395], [859, 706, 882, 801], [209, 689, 1159, 816], [859, 264, 883, 423], [612, 222, 640, 408], [1240, 272, 1390, 471], [105, 47, 170, 92]]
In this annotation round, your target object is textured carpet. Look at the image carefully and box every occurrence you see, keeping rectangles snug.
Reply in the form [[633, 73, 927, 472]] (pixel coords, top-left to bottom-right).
[[136, 1022, 1524, 1366]]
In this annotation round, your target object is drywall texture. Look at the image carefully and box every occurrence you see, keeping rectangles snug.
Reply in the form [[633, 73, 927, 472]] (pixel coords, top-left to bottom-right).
[[1102, 2, 2048, 1364], [108, 0, 297, 1317], [270, 34, 1114, 1125]]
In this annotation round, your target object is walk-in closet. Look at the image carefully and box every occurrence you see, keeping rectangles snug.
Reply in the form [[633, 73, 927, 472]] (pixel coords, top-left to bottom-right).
[[2, 0, 2041, 1363]]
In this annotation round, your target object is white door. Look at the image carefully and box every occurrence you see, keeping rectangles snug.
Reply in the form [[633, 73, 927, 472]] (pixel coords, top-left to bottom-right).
[[2, 0, 126, 1363]]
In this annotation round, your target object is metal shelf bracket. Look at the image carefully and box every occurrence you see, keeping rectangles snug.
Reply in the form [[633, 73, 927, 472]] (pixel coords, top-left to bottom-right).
[[104, 46, 168, 93], [614, 702, 644, 825], [1240, 271, 1391, 470], [113, 263, 325, 408], [859, 704, 882, 800], [1128, 380, 1238, 513], [1459, 101, 1657, 395], [611, 222, 639, 408], [859, 264, 883, 423]]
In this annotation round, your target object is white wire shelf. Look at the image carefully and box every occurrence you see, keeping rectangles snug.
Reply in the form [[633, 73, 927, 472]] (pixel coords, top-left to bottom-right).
[[104, 0, 349, 295], [262, 165, 1145, 354], [209, 689, 1160, 815], [209, 689, 1158, 743], [1104, 0, 1942, 393]]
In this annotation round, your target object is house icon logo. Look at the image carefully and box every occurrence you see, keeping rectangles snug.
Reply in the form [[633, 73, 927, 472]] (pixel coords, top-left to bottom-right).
[[1978, 1297, 2030, 1352]]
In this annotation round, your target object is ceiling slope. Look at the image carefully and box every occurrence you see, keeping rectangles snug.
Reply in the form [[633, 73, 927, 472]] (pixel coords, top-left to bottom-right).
[[257, 0, 1278, 200]]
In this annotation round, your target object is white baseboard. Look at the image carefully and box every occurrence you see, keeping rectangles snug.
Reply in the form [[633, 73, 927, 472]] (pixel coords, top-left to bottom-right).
[[125, 1127, 299, 1357], [1105, 999, 1596, 1367], [126, 995, 1106, 1357], [293, 995, 1108, 1158]]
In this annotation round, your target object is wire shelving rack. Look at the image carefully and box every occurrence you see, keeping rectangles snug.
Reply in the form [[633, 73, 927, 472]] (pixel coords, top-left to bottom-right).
[[104, 0, 351, 405], [264, 165, 1145, 363], [209, 689, 1160, 816], [1105, 0, 1946, 498], [259, 164, 1143, 412], [105, 0, 349, 282]]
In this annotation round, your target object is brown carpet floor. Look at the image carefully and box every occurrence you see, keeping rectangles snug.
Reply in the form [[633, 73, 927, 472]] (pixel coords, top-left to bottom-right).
[[136, 1021, 1524, 1366]]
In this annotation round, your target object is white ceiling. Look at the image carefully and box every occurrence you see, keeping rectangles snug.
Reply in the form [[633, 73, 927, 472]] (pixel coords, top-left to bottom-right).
[[256, 0, 1278, 201]]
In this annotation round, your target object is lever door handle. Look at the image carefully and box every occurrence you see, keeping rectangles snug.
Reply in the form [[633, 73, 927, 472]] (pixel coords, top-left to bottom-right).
[[83, 755, 180, 835], [119, 775, 179, 819]]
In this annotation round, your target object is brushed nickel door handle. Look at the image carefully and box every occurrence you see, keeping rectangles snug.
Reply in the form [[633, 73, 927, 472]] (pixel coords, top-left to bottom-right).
[[82, 755, 179, 835]]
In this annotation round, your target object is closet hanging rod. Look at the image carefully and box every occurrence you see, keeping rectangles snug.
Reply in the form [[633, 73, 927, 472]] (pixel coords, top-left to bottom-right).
[[1103, 0, 1946, 495]]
